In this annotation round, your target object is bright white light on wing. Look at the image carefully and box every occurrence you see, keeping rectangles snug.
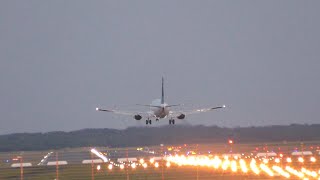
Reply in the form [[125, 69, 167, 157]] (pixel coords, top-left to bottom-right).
[[96, 107, 99, 111], [97, 165, 101, 171], [223, 105, 226, 108], [91, 149, 108, 162]]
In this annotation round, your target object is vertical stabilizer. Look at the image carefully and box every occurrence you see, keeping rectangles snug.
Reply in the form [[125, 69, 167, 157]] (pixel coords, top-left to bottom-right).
[[161, 77, 164, 104]]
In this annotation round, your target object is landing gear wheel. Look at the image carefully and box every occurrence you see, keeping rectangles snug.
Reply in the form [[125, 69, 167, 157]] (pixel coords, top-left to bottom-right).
[[146, 120, 149, 125], [172, 119, 175, 124], [149, 120, 152, 124], [169, 119, 172, 125]]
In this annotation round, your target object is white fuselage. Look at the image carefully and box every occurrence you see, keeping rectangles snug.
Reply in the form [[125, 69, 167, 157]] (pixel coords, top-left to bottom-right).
[[150, 99, 170, 119]]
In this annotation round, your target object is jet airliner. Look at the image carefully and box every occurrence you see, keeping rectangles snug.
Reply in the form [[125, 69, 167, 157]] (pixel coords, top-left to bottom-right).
[[96, 78, 225, 125]]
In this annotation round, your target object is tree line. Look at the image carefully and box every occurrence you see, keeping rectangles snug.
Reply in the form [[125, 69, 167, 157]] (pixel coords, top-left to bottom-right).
[[0, 124, 320, 152]]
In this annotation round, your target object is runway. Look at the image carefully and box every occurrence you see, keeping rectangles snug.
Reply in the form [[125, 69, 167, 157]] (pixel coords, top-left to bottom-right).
[[1, 141, 319, 179]]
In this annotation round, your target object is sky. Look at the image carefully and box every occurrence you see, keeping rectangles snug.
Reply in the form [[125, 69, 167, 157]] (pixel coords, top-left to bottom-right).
[[0, 1, 319, 134]]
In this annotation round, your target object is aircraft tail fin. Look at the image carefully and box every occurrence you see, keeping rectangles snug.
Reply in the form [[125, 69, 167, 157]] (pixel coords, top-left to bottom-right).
[[161, 77, 164, 104]]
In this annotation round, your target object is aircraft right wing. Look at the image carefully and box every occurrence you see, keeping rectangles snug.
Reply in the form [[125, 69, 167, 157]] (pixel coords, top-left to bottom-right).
[[185, 105, 226, 115], [169, 105, 226, 117]]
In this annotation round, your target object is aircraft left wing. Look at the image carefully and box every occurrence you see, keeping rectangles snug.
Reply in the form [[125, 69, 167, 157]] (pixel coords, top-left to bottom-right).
[[95, 107, 155, 117]]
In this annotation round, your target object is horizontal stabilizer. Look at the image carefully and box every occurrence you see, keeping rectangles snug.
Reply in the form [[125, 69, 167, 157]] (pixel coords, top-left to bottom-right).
[[96, 107, 113, 112], [136, 104, 180, 108]]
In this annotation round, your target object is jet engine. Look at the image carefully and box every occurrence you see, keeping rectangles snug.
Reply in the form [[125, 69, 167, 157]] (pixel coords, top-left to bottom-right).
[[177, 114, 185, 119], [134, 115, 142, 120]]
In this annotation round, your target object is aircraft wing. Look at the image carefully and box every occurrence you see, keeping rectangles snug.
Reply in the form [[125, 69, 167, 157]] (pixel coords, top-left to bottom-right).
[[169, 105, 226, 116], [96, 107, 155, 117]]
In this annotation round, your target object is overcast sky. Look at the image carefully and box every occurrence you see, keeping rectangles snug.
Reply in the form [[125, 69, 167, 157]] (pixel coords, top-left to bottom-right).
[[0, 1, 319, 134]]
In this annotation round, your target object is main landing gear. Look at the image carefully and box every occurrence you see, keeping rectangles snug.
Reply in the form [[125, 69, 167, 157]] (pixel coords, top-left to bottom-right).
[[146, 119, 152, 125], [169, 119, 175, 125]]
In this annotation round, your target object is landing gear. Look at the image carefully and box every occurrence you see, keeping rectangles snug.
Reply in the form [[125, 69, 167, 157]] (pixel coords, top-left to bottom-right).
[[156, 118, 159, 122], [169, 119, 175, 125], [146, 119, 152, 125]]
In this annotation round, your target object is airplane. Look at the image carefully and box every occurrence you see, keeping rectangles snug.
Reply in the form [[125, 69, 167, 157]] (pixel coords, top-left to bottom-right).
[[96, 77, 225, 125]]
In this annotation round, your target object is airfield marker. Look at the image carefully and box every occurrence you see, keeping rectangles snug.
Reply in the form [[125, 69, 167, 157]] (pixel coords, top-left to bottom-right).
[[56, 152, 59, 180]]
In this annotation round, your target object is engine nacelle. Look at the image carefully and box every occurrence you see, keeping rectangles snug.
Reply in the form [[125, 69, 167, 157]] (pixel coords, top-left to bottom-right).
[[134, 115, 142, 120], [177, 114, 185, 119]]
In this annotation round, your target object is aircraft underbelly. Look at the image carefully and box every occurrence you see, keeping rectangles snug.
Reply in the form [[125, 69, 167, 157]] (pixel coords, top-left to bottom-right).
[[154, 108, 169, 118]]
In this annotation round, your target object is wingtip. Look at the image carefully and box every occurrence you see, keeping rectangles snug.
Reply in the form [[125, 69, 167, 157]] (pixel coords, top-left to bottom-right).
[[222, 105, 226, 108]]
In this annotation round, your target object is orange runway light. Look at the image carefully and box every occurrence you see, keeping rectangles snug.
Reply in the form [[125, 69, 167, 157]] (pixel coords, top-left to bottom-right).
[[286, 157, 292, 163], [131, 163, 136, 169], [139, 158, 144, 164], [298, 157, 304, 163], [310, 157, 316, 162], [149, 158, 155, 164], [142, 163, 147, 168], [260, 164, 274, 177], [272, 166, 290, 178]]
